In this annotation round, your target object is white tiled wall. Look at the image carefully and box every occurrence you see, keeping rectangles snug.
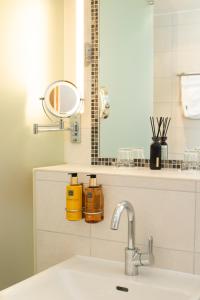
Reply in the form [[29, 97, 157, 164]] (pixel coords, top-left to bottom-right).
[[154, 8, 200, 160], [34, 169, 200, 275]]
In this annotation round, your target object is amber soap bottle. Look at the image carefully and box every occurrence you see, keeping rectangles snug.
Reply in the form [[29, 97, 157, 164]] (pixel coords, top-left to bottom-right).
[[66, 173, 82, 221], [84, 174, 104, 223]]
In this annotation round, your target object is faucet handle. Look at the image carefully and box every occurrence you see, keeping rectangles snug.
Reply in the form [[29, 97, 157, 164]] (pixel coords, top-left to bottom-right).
[[147, 236, 154, 265], [138, 236, 154, 267], [148, 236, 153, 255]]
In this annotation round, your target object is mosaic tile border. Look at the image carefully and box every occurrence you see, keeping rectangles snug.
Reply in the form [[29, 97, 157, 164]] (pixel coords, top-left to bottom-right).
[[90, 0, 182, 169]]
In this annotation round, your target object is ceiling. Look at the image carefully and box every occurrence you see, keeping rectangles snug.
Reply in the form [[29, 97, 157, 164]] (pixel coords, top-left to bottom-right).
[[155, 0, 200, 14]]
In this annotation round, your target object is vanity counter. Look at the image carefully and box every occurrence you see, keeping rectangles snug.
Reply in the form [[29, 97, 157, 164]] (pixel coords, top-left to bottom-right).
[[34, 164, 200, 181], [33, 163, 200, 274], [33, 164, 200, 193]]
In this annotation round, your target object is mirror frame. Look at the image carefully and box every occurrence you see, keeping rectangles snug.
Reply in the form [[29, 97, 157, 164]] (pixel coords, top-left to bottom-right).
[[44, 80, 81, 119], [90, 0, 182, 169], [90, 0, 115, 166]]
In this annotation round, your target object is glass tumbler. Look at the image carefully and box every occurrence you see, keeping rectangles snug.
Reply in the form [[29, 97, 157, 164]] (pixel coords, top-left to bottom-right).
[[117, 148, 132, 167]]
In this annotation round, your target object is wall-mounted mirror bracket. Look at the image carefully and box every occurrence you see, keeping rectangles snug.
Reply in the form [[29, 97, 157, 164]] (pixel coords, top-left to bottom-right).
[[70, 114, 81, 143], [33, 117, 81, 143], [33, 119, 67, 134]]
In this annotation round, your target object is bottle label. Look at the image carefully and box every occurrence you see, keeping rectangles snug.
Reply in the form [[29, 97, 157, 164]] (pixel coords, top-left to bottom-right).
[[68, 190, 74, 196], [156, 157, 159, 168], [87, 192, 93, 199]]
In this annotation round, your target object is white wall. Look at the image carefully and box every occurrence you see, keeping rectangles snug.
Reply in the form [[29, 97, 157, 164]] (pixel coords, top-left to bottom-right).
[[0, 0, 64, 290], [64, 0, 91, 165], [154, 8, 200, 159]]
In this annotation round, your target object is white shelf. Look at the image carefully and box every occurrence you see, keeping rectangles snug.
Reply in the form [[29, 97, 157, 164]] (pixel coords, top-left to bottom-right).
[[33, 164, 200, 181]]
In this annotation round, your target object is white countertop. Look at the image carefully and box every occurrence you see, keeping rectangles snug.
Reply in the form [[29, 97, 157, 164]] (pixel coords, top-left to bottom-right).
[[34, 164, 200, 181]]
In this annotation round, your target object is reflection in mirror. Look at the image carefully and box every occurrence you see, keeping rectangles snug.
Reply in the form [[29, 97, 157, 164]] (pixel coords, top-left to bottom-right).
[[180, 74, 200, 119], [96, 0, 200, 163], [99, 0, 153, 158], [45, 81, 81, 118], [100, 87, 110, 119], [154, 0, 200, 160]]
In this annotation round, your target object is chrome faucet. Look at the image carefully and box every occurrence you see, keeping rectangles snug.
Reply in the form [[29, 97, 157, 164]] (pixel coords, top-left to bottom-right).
[[111, 201, 154, 276]]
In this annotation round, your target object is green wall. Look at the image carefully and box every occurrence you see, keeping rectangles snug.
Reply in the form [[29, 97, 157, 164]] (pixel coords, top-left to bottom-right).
[[0, 0, 64, 290]]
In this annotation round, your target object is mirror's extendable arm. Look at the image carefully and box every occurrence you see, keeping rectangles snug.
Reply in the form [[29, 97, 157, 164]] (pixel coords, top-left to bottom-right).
[[33, 119, 71, 134]]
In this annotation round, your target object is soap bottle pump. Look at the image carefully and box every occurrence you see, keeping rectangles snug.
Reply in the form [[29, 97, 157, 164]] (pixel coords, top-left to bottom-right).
[[84, 174, 104, 223], [66, 173, 83, 221]]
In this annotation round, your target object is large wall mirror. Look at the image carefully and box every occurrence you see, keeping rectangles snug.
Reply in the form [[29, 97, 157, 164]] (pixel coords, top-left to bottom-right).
[[91, 0, 200, 165]]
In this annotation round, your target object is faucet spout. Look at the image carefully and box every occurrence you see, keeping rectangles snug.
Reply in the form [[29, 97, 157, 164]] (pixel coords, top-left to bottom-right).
[[111, 201, 135, 250], [110, 201, 154, 276]]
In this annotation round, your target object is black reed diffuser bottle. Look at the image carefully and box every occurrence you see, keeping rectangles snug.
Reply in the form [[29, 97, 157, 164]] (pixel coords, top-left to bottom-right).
[[150, 117, 163, 170], [150, 137, 161, 170]]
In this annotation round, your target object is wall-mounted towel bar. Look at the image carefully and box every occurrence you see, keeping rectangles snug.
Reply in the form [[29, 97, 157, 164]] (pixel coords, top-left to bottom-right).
[[177, 73, 200, 77]]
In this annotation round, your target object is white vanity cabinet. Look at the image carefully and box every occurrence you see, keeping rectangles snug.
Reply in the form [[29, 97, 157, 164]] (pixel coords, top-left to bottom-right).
[[34, 164, 200, 275]]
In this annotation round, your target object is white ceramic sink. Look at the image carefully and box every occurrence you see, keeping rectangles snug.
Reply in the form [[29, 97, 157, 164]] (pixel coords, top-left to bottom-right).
[[1, 256, 200, 300]]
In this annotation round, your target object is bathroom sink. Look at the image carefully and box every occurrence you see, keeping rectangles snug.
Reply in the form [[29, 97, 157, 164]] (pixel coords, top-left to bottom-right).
[[1, 256, 200, 300]]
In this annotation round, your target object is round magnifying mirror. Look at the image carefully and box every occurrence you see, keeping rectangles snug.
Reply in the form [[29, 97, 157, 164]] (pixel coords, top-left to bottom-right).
[[44, 80, 81, 118]]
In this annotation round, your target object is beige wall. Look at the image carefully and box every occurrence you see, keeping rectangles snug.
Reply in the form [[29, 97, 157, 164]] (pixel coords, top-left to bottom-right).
[[0, 0, 64, 290]]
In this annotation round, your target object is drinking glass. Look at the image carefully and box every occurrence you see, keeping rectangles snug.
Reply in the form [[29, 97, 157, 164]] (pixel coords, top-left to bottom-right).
[[117, 148, 132, 167]]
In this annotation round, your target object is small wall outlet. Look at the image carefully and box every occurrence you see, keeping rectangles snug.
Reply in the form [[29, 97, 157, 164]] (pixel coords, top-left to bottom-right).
[[70, 114, 81, 143]]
